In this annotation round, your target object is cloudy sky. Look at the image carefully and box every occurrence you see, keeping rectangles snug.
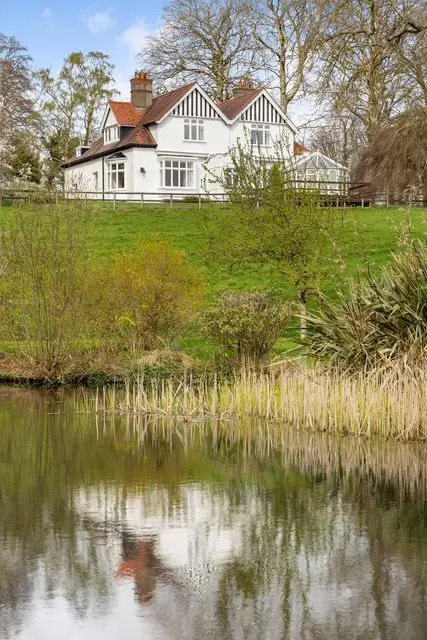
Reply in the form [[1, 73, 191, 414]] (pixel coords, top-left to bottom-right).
[[1, 1, 166, 99]]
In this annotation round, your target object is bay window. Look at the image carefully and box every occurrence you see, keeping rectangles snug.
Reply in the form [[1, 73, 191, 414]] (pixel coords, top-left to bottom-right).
[[184, 118, 204, 141], [160, 159, 195, 188], [251, 123, 271, 147]]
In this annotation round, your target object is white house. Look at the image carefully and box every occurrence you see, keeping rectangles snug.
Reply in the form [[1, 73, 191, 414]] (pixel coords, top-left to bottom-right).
[[63, 72, 299, 200]]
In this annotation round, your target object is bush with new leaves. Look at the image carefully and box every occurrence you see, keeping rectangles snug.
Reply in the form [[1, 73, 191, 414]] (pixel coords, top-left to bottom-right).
[[106, 237, 204, 351], [203, 290, 294, 362]]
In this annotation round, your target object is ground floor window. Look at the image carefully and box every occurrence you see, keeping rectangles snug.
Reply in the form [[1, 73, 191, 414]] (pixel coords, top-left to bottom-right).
[[107, 161, 125, 190], [93, 171, 99, 191], [160, 159, 194, 188]]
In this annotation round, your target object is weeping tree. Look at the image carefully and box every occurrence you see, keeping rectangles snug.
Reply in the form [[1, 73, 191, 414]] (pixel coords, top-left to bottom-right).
[[354, 108, 427, 202]]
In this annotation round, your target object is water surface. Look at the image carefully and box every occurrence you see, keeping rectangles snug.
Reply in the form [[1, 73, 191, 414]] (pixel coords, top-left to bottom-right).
[[1, 387, 427, 639]]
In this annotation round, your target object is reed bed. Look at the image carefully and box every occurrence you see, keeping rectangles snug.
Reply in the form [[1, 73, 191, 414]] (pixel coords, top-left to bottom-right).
[[88, 365, 427, 442]]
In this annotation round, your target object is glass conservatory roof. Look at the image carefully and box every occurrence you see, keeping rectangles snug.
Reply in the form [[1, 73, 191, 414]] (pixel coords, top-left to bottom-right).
[[293, 151, 348, 171]]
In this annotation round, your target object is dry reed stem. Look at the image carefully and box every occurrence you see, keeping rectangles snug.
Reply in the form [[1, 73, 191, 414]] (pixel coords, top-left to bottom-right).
[[82, 365, 427, 442]]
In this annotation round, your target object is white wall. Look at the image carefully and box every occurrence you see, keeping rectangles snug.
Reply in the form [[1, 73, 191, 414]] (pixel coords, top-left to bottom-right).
[[156, 116, 230, 157]]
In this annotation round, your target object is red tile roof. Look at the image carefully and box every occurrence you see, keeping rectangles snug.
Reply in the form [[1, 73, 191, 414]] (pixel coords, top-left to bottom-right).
[[217, 88, 263, 120], [108, 101, 145, 126], [62, 125, 156, 168], [295, 141, 310, 155], [141, 82, 197, 124]]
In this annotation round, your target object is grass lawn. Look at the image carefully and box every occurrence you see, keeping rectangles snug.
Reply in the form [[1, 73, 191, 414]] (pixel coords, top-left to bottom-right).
[[90, 201, 426, 282], [1, 201, 426, 359]]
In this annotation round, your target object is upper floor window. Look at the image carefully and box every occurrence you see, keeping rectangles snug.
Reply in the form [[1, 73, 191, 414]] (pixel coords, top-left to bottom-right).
[[251, 123, 271, 147], [184, 118, 204, 142], [104, 125, 120, 144], [160, 159, 194, 188]]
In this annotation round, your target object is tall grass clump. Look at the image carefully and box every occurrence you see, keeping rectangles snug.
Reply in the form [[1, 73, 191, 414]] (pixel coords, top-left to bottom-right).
[[0, 203, 92, 376], [94, 364, 427, 441], [302, 242, 427, 369]]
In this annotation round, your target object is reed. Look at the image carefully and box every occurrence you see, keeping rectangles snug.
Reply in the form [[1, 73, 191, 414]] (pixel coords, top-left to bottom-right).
[[86, 363, 427, 441]]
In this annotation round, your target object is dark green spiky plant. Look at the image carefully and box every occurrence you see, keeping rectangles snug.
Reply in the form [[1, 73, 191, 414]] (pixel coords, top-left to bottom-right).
[[302, 242, 427, 369]]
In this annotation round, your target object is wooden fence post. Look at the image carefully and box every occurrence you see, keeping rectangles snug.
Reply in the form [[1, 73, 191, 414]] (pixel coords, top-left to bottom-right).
[[113, 193, 116, 211], [140, 193, 144, 208], [170, 194, 173, 208], [198, 194, 202, 210]]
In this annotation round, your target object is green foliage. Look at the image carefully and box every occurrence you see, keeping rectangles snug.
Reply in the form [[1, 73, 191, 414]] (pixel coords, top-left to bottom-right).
[[101, 237, 204, 351], [37, 50, 115, 185], [0, 203, 92, 376], [8, 135, 42, 184], [204, 136, 352, 308], [302, 242, 427, 369], [203, 290, 294, 361]]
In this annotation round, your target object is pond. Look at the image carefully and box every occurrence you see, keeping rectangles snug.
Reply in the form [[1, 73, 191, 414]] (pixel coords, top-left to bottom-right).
[[0, 387, 427, 639]]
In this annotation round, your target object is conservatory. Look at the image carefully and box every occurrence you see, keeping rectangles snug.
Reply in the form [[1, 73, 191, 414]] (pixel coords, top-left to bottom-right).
[[293, 151, 349, 194]]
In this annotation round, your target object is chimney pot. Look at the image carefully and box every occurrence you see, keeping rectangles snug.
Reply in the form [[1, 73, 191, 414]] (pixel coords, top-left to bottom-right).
[[234, 78, 255, 96], [130, 70, 153, 109]]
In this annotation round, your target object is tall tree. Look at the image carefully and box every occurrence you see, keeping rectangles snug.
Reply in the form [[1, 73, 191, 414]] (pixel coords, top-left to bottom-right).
[[36, 51, 115, 185], [251, 0, 330, 113], [139, 0, 261, 101], [0, 34, 33, 182], [319, 0, 425, 141]]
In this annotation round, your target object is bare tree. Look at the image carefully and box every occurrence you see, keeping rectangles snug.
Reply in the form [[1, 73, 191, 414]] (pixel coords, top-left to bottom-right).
[[250, 0, 331, 113], [0, 34, 33, 182], [319, 0, 425, 141], [398, 6, 427, 108], [308, 109, 365, 167], [139, 0, 261, 101]]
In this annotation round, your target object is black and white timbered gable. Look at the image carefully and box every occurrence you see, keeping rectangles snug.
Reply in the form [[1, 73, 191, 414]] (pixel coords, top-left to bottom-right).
[[172, 86, 222, 119], [239, 90, 297, 131]]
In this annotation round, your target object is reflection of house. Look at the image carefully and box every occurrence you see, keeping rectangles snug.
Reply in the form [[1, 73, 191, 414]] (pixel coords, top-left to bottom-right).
[[293, 149, 349, 194]]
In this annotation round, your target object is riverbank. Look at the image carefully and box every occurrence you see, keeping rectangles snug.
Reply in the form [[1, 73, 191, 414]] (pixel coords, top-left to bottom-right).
[[82, 364, 427, 442]]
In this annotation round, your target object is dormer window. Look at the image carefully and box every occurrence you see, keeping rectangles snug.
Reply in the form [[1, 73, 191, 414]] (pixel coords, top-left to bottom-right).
[[251, 123, 271, 147], [104, 125, 120, 144], [184, 118, 204, 142]]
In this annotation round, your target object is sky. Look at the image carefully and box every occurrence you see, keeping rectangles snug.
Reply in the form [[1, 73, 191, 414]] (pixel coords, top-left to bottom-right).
[[1, 0, 315, 127], [0, 0, 167, 100]]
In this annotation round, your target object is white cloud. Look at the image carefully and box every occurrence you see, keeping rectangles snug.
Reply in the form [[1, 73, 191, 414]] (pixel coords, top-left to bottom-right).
[[42, 7, 52, 19], [120, 20, 151, 58], [87, 11, 117, 35]]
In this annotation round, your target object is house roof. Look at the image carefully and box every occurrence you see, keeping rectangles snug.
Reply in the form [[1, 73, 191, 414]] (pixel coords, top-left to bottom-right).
[[62, 124, 157, 168], [294, 141, 310, 155], [217, 88, 263, 120], [108, 101, 145, 126], [141, 82, 197, 124]]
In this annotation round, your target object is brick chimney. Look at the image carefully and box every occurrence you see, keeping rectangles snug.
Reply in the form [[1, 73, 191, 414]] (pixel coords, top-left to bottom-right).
[[234, 78, 255, 96], [130, 71, 153, 109]]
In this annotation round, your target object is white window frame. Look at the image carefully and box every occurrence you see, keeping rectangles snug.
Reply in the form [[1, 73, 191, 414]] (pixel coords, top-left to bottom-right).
[[184, 118, 205, 142], [104, 125, 120, 144], [160, 158, 195, 189], [93, 171, 99, 191], [251, 123, 271, 147], [107, 159, 126, 190]]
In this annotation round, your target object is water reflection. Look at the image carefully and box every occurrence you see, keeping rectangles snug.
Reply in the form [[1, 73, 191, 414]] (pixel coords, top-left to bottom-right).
[[0, 387, 426, 639]]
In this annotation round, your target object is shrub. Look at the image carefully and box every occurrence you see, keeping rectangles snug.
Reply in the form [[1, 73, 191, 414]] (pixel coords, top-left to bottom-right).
[[106, 237, 204, 351], [0, 203, 91, 376], [203, 290, 294, 362], [303, 242, 427, 369]]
